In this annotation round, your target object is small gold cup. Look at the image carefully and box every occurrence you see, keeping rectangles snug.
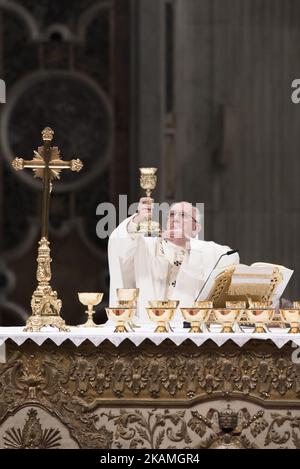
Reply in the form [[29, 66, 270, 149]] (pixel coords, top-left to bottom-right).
[[194, 301, 214, 308], [280, 301, 300, 333], [213, 306, 242, 333], [105, 307, 136, 333], [226, 301, 246, 332], [116, 288, 140, 328], [78, 293, 104, 327], [148, 300, 179, 309], [248, 300, 273, 308], [147, 305, 177, 332], [246, 301, 274, 333], [181, 301, 213, 333], [116, 288, 139, 306], [226, 301, 246, 309]]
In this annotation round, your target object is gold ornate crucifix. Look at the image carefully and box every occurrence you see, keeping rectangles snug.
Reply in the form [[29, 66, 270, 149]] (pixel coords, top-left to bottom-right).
[[12, 127, 83, 332]]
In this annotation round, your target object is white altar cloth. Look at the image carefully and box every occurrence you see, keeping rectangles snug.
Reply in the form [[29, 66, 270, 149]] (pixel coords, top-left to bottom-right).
[[0, 326, 299, 349]]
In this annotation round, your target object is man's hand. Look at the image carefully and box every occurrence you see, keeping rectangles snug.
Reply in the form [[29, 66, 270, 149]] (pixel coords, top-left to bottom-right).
[[132, 197, 153, 224]]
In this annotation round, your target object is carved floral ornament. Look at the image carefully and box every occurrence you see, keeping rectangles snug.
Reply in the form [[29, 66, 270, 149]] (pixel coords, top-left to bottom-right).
[[0, 341, 300, 402], [0, 341, 300, 448], [1, 405, 300, 449]]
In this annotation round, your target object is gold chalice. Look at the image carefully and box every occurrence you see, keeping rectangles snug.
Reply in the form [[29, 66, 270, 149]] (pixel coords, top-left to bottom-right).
[[140, 167, 157, 197], [280, 301, 300, 333], [194, 301, 214, 308], [138, 167, 160, 236], [147, 300, 179, 332], [246, 301, 274, 333], [226, 301, 246, 332], [213, 302, 244, 333], [148, 300, 179, 309], [181, 301, 213, 333], [147, 307, 176, 333], [105, 307, 136, 333], [116, 288, 139, 306], [78, 293, 104, 327], [116, 288, 139, 328]]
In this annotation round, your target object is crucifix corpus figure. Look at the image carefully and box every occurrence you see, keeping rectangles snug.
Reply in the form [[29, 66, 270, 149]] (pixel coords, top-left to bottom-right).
[[12, 127, 83, 332]]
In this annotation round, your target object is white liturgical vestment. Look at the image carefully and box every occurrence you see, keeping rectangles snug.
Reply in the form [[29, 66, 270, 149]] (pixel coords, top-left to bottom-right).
[[108, 216, 240, 325]]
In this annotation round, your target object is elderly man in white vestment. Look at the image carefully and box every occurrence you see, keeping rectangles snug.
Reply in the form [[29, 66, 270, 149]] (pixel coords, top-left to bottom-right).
[[108, 198, 239, 325]]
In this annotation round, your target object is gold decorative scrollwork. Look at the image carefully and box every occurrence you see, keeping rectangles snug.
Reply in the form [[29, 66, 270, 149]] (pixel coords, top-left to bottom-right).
[[1, 340, 300, 448]]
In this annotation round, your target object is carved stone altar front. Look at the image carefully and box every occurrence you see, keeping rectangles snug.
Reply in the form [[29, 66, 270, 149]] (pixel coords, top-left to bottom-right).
[[1, 338, 300, 449]]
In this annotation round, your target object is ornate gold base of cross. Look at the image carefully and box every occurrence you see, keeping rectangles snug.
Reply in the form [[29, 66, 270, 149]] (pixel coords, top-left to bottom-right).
[[12, 127, 83, 332], [25, 237, 69, 332]]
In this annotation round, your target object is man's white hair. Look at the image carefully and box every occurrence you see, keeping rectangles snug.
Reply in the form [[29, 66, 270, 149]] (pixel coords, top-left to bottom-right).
[[170, 201, 202, 224]]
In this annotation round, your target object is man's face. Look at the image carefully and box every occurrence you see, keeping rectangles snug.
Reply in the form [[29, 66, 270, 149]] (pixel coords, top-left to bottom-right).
[[166, 202, 200, 239]]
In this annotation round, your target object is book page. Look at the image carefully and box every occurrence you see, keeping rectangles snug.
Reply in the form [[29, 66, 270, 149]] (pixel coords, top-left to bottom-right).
[[251, 262, 294, 306]]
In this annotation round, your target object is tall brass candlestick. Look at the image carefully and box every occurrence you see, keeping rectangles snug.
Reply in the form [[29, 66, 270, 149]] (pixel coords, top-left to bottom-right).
[[137, 167, 161, 236], [12, 127, 83, 332]]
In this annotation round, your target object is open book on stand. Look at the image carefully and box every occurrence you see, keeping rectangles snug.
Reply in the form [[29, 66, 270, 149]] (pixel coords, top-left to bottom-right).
[[198, 262, 293, 309]]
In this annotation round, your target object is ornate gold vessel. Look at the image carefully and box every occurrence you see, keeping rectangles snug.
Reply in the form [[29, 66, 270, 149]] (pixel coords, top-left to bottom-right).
[[115, 288, 139, 329], [105, 307, 136, 333], [213, 310, 240, 333], [137, 167, 160, 236], [246, 301, 274, 333], [213, 301, 245, 333], [116, 288, 139, 306], [280, 301, 300, 333], [147, 307, 177, 333], [148, 300, 179, 309], [181, 301, 213, 333], [78, 293, 103, 327]]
